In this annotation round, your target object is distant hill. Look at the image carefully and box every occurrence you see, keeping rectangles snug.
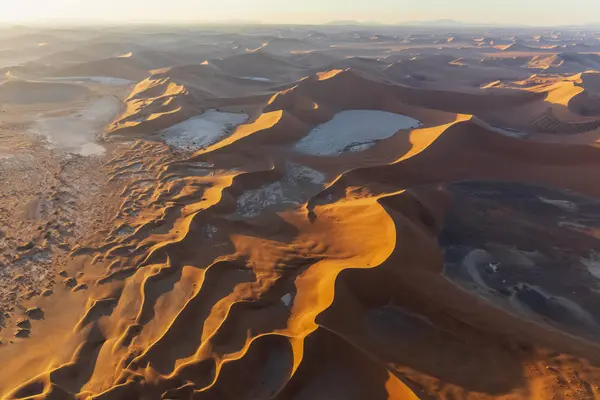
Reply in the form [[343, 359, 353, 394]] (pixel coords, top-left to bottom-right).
[[325, 20, 385, 26], [403, 19, 467, 27]]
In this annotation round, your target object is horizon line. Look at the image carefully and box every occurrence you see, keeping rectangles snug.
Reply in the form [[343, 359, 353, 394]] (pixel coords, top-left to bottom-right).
[[0, 19, 598, 29]]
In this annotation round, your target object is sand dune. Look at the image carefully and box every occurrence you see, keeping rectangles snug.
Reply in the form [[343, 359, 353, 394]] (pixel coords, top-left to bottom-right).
[[0, 80, 89, 104], [259, 38, 323, 54], [152, 64, 276, 97], [32, 42, 149, 68], [108, 63, 275, 136], [4, 24, 600, 400], [53, 56, 151, 81], [479, 72, 600, 134], [497, 42, 540, 52], [267, 67, 541, 117], [287, 51, 340, 69], [566, 71, 600, 116], [479, 56, 531, 67], [318, 56, 390, 76], [385, 56, 530, 90], [529, 53, 600, 73], [207, 51, 305, 82]]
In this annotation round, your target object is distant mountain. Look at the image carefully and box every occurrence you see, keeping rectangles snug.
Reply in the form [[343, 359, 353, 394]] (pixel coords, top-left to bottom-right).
[[403, 19, 467, 27], [325, 20, 385, 26], [325, 20, 362, 26], [206, 19, 263, 25]]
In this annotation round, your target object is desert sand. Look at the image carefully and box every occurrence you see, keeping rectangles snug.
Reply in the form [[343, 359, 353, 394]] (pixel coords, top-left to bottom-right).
[[1, 23, 600, 400]]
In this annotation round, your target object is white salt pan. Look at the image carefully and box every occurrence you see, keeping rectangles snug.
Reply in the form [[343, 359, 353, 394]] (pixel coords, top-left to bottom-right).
[[162, 110, 248, 151], [30, 97, 120, 156], [236, 163, 325, 218], [241, 76, 271, 82], [45, 76, 134, 86], [295, 110, 421, 155]]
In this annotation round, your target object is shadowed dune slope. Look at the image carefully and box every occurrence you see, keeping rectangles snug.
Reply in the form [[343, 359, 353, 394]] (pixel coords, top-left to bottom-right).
[[384, 57, 530, 90], [207, 51, 305, 81], [0, 80, 90, 104], [259, 38, 323, 55], [313, 118, 600, 203], [53, 56, 152, 81], [267, 68, 543, 116]]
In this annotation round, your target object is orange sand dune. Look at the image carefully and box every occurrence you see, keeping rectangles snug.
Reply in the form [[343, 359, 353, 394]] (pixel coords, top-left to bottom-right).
[[528, 53, 600, 73], [6, 26, 600, 400], [108, 64, 276, 136], [478, 71, 600, 135], [563, 71, 600, 116]]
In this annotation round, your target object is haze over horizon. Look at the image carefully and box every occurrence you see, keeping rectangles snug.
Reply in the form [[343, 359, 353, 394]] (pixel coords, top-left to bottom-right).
[[1, 0, 600, 27]]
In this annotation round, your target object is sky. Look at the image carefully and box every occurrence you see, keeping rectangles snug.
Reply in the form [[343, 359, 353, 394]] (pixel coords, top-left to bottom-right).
[[1, 0, 599, 26]]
